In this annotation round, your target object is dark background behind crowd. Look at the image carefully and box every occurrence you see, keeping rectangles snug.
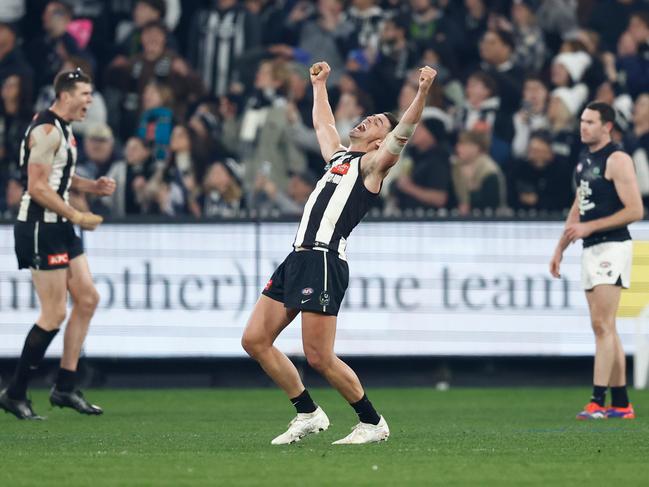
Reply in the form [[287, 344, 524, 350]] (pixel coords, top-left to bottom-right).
[[1, 0, 648, 220]]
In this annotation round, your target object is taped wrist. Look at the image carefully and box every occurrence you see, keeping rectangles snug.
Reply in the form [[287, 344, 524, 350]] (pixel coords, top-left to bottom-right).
[[386, 122, 416, 155]]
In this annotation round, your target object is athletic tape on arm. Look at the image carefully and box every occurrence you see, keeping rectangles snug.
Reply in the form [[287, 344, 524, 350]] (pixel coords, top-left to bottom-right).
[[28, 125, 60, 166], [386, 122, 416, 155]]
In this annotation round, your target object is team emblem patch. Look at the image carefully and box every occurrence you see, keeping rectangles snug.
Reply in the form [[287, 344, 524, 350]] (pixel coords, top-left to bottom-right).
[[331, 163, 350, 175], [48, 253, 69, 266], [319, 291, 330, 306], [301, 287, 314, 296]]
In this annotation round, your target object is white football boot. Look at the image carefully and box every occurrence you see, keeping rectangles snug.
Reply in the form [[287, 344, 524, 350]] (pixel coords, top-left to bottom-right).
[[271, 406, 330, 445], [332, 416, 390, 445]]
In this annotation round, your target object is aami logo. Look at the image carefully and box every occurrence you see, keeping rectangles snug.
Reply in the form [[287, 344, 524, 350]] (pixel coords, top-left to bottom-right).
[[331, 163, 350, 175], [48, 253, 69, 266]]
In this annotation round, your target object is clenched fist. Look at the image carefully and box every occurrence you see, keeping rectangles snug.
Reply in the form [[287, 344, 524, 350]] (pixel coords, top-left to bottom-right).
[[310, 61, 331, 84], [70, 210, 103, 231], [418, 66, 437, 92]]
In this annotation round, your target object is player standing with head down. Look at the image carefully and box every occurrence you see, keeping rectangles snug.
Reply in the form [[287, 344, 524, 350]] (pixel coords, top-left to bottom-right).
[[550, 102, 643, 420], [242, 62, 437, 444], [0, 68, 115, 420]]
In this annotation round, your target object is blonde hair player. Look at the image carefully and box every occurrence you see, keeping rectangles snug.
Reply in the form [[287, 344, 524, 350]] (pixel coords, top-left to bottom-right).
[[242, 62, 437, 444]]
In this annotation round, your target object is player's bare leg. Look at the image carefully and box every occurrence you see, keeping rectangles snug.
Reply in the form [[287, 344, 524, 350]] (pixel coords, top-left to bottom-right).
[[302, 312, 389, 444], [584, 285, 633, 418], [301, 313, 363, 402], [0, 269, 67, 419], [577, 285, 633, 419], [241, 295, 303, 397], [49, 255, 103, 415], [242, 296, 329, 444]]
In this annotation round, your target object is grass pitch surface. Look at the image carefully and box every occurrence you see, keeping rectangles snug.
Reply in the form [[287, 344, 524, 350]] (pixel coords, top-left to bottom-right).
[[1, 387, 648, 486]]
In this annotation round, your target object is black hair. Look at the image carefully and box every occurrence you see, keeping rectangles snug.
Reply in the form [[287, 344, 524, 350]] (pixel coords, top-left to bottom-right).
[[383, 112, 399, 132], [585, 101, 616, 125], [54, 67, 92, 98], [490, 29, 515, 52]]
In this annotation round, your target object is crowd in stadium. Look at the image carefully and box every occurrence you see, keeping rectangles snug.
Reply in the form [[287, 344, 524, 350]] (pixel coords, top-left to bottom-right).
[[0, 0, 648, 219]]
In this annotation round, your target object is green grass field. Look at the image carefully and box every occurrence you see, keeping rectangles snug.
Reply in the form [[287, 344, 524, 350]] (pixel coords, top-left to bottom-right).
[[1, 387, 648, 486]]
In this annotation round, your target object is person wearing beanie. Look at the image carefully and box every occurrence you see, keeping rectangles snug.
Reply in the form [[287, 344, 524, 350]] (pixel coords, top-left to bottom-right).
[[546, 85, 585, 167], [552, 51, 592, 87]]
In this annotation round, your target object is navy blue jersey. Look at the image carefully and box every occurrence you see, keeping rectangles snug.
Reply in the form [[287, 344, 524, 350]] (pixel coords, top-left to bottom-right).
[[574, 142, 631, 247]]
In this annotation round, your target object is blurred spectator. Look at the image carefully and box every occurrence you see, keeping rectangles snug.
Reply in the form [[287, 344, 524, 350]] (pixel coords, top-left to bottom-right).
[[143, 123, 202, 218], [26, 1, 84, 93], [114, 0, 178, 59], [407, 0, 460, 62], [198, 158, 246, 218], [368, 14, 416, 113], [390, 115, 452, 211], [512, 76, 550, 159], [628, 94, 649, 206], [617, 11, 649, 99], [252, 168, 318, 216], [1, 170, 22, 219], [78, 122, 119, 180], [187, 0, 261, 96], [587, 0, 648, 52], [281, 0, 354, 87], [551, 50, 592, 89], [547, 85, 587, 167], [477, 29, 523, 114], [455, 0, 489, 69], [105, 21, 203, 140], [34, 55, 107, 138], [102, 136, 154, 217], [232, 59, 306, 197], [346, 0, 384, 54], [536, 0, 578, 53], [451, 130, 507, 215], [0, 21, 33, 95], [0, 73, 32, 174], [509, 130, 572, 212], [508, 0, 547, 73], [456, 70, 512, 165], [137, 80, 174, 162]]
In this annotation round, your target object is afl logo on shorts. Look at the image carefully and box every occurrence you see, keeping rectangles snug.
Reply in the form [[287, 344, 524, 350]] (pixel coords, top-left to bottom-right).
[[319, 291, 330, 306], [301, 287, 314, 296], [576, 163, 583, 173]]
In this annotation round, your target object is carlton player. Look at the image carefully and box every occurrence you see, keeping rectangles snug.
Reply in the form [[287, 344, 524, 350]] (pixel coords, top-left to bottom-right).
[[550, 102, 642, 420]]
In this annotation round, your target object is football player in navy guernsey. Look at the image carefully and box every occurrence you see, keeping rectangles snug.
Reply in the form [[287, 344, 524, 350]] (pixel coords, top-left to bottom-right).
[[242, 62, 437, 444], [550, 102, 643, 420], [0, 69, 115, 420]]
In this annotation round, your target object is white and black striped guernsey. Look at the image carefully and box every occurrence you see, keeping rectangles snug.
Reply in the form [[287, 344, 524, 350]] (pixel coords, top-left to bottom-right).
[[17, 110, 77, 223], [293, 150, 378, 260]]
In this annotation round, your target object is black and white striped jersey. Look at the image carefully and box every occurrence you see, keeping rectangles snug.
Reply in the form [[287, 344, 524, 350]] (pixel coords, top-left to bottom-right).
[[293, 150, 379, 260], [17, 110, 77, 223]]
